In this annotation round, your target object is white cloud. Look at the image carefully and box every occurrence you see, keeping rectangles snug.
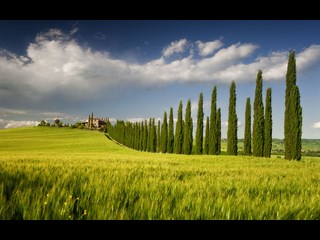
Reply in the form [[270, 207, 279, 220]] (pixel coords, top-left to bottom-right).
[[0, 119, 39, 129], [312, 122, 320, 129], [196, 40, 223, 57], [1, 29, 320, 111], [126, 117, 145, 123], [162, 39, 187, 58], [0, 108, 27, 115]]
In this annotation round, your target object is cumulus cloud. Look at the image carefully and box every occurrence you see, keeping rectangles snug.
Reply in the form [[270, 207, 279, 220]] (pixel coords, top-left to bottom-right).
[[196, 40, 223, 57], [0, 119, 39, 129], [162, 39, 187, 58], [1, 28, 320, 111], [312, 122, 320, 129]]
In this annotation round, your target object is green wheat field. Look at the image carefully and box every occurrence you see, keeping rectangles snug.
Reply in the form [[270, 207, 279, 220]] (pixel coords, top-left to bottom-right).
[[1, 127, 320, 220]]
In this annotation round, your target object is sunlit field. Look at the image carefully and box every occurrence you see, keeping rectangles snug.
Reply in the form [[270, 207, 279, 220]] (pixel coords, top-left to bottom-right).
[[1, 127, 320, 220]]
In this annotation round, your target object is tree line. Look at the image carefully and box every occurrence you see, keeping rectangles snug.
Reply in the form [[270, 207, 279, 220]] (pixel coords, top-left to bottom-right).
[[107, 51, 302, 160]]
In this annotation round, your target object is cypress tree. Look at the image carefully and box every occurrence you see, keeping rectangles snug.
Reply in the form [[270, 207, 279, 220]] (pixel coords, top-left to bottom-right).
[[174, 101, 183, 154], [183, 99, 193, 155], [209, 86, 217, 155], [195, 93, 204, 154], [216, 108, 221, 154], [157, 120, 161, 152], [227, 81, 238, 155], [204, 116, 209, 155], [288, 86, 302, 160], [146, 119, 150, 152], [161, 111, 168, 153], [152, 118, 157, 152], [181, 120, 185, 154], [244, 98, 252, 156], [285, 51, 302, 160], [143, 120, 147, 151], [144, 120, 149, 152], [252, 70, 265, 157], [264, 88, 272, 158], [147, 119, 151, 152], [167, 107, 174, 153]]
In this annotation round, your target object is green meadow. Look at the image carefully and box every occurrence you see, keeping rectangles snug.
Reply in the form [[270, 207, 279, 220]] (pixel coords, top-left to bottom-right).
[[1, 127, 320, 220]]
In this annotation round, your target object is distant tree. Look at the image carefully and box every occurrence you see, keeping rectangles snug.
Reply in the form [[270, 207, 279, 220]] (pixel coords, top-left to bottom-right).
[[38, 120, 46, 126], [54, 119, 60, 126], [264, 88, 272, 158], [91, 113, 94, 129], [216, 108, 221, 154], [209, 86, 217, 155], [167, 107, 174, 153], [152, 118, 157, 152], [284, 51, 302, 160], [204, 116, 209, 155], [174, 101, 183, 154], [46, 122, 51, 127], [183, 99, 193, 155], [244, 98, 252, 156], [161, 111, 168, 153], [227, 81, 238, 156], [252, 70, 265, 157], [195, 93, 204, 154]]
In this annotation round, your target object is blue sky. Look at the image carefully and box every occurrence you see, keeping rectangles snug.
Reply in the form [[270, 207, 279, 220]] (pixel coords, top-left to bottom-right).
[[0, 20, 320, 138]]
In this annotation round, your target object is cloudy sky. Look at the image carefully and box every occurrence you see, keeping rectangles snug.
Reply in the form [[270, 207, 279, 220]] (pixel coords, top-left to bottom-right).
[[0, 20, 320, 138]]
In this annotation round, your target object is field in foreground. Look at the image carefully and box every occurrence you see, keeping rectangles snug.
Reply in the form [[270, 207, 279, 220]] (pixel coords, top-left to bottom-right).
[[1, 127, 320, 220]]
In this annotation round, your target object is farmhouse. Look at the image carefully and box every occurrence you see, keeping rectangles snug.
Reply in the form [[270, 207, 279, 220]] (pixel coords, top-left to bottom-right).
[[85, 116, 107, 129]]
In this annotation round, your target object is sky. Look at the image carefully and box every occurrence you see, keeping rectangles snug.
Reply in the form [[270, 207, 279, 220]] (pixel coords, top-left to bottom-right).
[[0, 20, 320, 139]]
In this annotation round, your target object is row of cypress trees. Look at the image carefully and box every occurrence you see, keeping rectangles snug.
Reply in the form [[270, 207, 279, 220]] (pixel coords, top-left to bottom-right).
[[242, 70, 273, 158], [107, 51, 301, 160]]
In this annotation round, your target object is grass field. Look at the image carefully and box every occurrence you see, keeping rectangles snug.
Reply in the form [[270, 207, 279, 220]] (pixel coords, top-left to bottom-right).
[[1, 127, 320, 219]]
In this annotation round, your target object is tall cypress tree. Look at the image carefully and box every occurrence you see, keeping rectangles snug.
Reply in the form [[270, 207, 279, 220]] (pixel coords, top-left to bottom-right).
[[167, 107, 174, 153], [264, 88, 272, 158], [161, 111, 168, 153], [227, 81, 238, 155], [244, 98, 252, 156], [183, 99, 193, 155], [143, 120, 148, 151], [181, 120, 185, 154], [91, 112, 94, 129], [152, 118, 157, 152], [195, 93, 204, 154], [204, 116, 209, 155], [252, 70, 265, 157], [209, 86, 217, 155], [147, 118, 152, 152], [216, 108, 221, 155], [290, 86, 302, 161], [285, 51, 302, 160], [174, 101, 183, 154], [157, 120, 161, 152]]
